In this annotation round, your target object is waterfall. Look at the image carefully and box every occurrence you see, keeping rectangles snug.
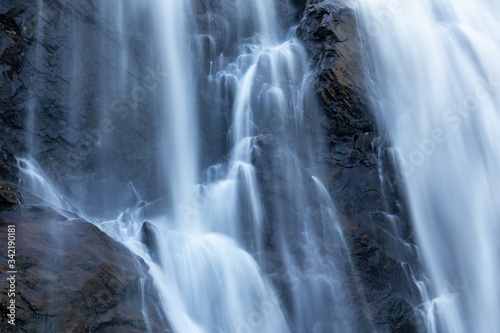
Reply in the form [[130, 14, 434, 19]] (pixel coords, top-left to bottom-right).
[[13, 0, 360, 332], [152, 0, 199, 209], [133, 0, 355, 331], [356, 0, 500, 332]]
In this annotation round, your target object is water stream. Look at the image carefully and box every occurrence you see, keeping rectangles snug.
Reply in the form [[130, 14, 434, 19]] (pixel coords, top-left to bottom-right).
[[18, 0, 500, 331], [356, 0, 500, 332], [18, 0, 357, 332]]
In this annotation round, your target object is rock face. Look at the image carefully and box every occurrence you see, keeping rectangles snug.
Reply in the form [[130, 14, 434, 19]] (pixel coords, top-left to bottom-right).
[[298, 0, 373, 139], [298, 1, 422, 331], [0, 0, 306, 214], [1, 4, 168, 331], [0, 200, 170, 332], [0, 0, 167, 217]]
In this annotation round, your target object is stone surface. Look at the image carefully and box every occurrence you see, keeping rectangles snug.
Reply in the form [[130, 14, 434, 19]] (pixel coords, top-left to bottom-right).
[[0, 0, 166, 216], [0, 202, 170, 332], [298, 0, 423, 331], [298, 0, 373, 138], [140, 221, 160, 264], [0, 180, 21, 208]]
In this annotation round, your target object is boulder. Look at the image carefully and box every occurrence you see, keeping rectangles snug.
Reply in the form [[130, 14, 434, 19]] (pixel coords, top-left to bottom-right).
[[0, 180, 21, 208], [140, 221, 160, 264], [0, 204, 170, 332]]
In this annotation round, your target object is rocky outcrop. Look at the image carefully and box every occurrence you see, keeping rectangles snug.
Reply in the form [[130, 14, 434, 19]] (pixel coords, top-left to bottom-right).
[[298, 0, 373, 138], [0, 193, 170, 332], [0, 180, 21, 208], [140, 221, 160, 264], [298, 1, 422, 331]]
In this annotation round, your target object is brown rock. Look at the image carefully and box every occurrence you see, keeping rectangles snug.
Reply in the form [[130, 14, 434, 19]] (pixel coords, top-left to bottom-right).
[[0, 180, 21, 208], [298, 1, 373, 139], [298, 1, 422, 331], [0, 206, 170, 332]]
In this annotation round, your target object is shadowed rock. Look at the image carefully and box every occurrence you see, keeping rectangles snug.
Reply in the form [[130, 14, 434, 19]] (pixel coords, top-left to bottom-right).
[[141, 221, 160, 264], [0, 204, 170, 332], [297, 1, 422, 331], [0, 180, 21, 208]]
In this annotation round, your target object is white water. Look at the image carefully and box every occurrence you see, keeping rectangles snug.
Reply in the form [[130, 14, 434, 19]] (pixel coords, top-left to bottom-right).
[[17, 158, 71, 211], [16, 0, 358, 332], [153, 0, 199, 209], [356, 0, 500, 332], [135, 0, 354, 330], [116, 1, 291, 332]]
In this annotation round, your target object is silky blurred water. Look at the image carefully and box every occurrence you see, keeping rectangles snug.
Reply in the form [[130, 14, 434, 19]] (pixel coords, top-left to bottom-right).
[[16, 0, 365, 331], [356, 0, 500, 332]]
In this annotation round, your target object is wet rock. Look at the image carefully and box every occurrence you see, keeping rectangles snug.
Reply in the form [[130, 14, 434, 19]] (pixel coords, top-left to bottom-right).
[[0, 205, 170, 332], [0, 180, 21, 208], [141, 221, 160, 264], [0, 1, 166, 214], [298, 0, 373, 139], [298, 0, 422, 331], [345, 225, 421, 331], [252, 134, 320, 254]]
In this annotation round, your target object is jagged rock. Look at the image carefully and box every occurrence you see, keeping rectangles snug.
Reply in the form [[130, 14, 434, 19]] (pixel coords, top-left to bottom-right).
[[0, 180, 21, 208], [140, 221, 160, 264], [298, 0, 373, 139], [298, 1, 421, 331], [0, 205, 170, 332]]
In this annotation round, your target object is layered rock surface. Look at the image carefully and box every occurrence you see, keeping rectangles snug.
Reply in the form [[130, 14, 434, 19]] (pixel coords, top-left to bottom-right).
[[298, 1, 422, 331]]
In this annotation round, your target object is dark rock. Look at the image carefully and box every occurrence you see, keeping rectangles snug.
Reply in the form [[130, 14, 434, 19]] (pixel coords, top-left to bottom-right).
[[298, 0, 422, 331], [345, 224, 421, 331], [0, 1, 168, 216], [298, 0, 373, 139], [0, 180, 21, 208], [140, 221, 160, 264], [0, 205, 170, 332]]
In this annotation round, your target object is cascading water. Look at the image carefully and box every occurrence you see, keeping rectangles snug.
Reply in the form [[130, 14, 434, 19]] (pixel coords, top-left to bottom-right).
[[134, 0, 355, 331], [15, 0, 360, 332], [356, 1, 500, 332]]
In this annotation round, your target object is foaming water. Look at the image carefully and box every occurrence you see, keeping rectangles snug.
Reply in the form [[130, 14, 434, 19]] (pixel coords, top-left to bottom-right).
[[356, 0, 500, 331]]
